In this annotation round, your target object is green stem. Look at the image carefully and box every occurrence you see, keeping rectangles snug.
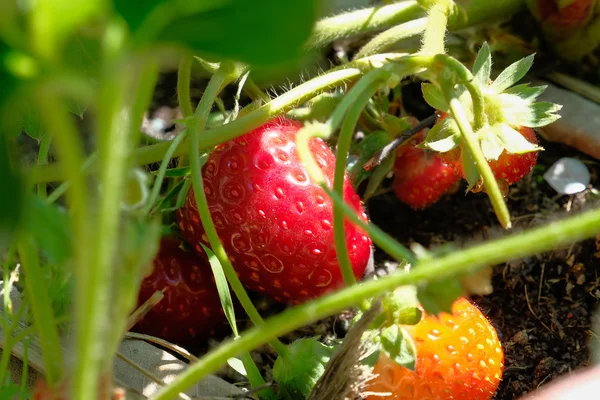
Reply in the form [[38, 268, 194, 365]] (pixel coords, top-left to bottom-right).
[[187, 64, 287, 355], [45, 154, 97, 204], [177, 56, 194, 118], [420, 1, 450, 55], [36, 135, 52, 198], [355, 18, 428, 59], [143, 130, 188, 215], [239, 351, 277, 400], [30, 53, 413, 184], [17, 234, 63, 386], [152, 205, 600, 400], [444, 83, 511, 228], [307, 1, 424, 49], [333, 84, 386, 287]]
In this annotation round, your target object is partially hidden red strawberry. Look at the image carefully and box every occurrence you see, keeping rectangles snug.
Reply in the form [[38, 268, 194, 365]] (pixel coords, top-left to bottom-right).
[[368, 297, 504, 400], [392, 130, 461, 209], [177, 117, 372, 304], [487, 126, 538, 185], [536, 0, 595, 29], [133, 237, 226, 343]]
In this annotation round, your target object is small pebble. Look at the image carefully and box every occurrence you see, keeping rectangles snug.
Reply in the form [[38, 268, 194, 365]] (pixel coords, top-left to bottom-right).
[[513, 330, 529, 345]]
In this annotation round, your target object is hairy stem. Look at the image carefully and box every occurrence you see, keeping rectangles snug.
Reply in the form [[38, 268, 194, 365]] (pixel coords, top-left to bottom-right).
[[152, 205, 600, 400], [355, 18, 428, 59], [420, 1, 451, 55], [187, 64, 288, 355]]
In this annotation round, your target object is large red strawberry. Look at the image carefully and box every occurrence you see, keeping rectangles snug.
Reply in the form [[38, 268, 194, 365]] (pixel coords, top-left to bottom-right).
[[177, 117, 372, 304], [487, 126, 538, 185], [133, 237, 226, 343], [392, 130, 461, 209], [368, 298, 504, 400]]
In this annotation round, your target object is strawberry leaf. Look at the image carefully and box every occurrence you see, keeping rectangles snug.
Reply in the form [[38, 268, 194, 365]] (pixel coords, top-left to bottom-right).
[[201, 244, 238, 337], [498, 124, 541, 154], [504, 84, 547, 102], [273, 338, 335, 399], [490, 54, 535, 93], [508, 102, 562, 128], [417, 278, 464, 315], [422, 83, 449, 112], [479, 126, 505, 161], [472, 42, 492, 88], [461, 147, 479, 191], [422, 117, 460, 152], [379, 325, 417, 370]]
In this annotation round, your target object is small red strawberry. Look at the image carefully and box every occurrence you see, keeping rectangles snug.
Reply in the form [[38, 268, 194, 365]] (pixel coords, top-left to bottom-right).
[[368, 297, 504, 400], [487, 126, 538, 185], [177, 117, 372, 304], [133, 237, 225, 343], [392, 130, 461, 209], [536, 0, 595, 29]]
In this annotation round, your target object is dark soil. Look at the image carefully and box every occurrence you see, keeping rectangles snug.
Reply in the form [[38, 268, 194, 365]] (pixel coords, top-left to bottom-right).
[[367, 137, 600, 399]]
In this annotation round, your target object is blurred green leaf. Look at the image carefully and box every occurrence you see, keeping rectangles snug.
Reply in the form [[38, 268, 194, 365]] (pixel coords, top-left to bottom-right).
[[201, 244, 237, 336], [0, 135, 24, 250], [28, 0, 105, 60], [20, 100, 46, 140], [116, 0, 317, 65], [273, 337, 335, 400], [417, 278, 464, 316], [379, 325, 417, 370], [23, 196, 72, 265]]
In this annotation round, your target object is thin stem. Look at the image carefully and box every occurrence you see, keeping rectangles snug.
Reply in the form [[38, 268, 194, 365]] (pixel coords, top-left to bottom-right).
[[420, 2, 450, 55], [18, 340, 29, 400], [17, 234, 63, 385], [178, 56, 194, 118], [143, 131, 188, 215], [45, 154, 97, 204], [355, 18, 428, 59], [445, 85, 511, 228], [334, 84, 385, 287], [152, 205, 600, 400], [239, 351, 277, 400], [36, 135, 52, 198], [307, 1, 424, 49], [187, 64, 287, 355]]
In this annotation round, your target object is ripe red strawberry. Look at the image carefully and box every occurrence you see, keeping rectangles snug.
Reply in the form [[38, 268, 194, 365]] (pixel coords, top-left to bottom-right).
[[177, 117, 372, 304], [537, 0, 594, 29], [487, 126, 538, 185], [133, 237, 225, 343], [368, 298, 504, 400], [392, 130, 461, 209]]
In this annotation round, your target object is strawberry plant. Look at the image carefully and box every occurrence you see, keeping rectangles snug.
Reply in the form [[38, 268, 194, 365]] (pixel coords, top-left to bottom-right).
[[1, 0, 600, 399]]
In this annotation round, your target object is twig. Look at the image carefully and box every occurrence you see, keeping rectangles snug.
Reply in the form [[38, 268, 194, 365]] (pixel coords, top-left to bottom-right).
[[363, 113, 437, 171], [126, 290, 164, 331], [123, 332, 198, 363]]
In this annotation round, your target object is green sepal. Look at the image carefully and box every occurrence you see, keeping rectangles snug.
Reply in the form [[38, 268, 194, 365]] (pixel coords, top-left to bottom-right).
[[273, 338, 335, 400], [348, 130, 391, 188], [417, 278, 464, 316], [422, 83, 449, 112], [490, 54, 535, 93], [472, 42, 492, 88], [504, 84, 546, 102], [379, 325, 417, 370], [380, 286, 422, 327], [497, 123, 541, 154], [382, 114, 413, 137], [507, 101, 562, 128], [421, 116, 461, 152], [478, 125, 504, 161], [364, 151, 396, 200]]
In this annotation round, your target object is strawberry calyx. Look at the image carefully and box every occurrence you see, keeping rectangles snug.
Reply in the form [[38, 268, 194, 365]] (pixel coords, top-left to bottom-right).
[[420, 42, 561, 189]]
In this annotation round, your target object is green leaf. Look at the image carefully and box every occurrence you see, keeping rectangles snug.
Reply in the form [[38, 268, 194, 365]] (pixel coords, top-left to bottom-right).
[[497, 123, 541, 154], [29, 0, 105, 60], [461, 147, 479, 191], [0, 135, 24, 250], [422, 83, 449, 112], [364, 151, 395, 200], [382, 114, 412, 137], [118, 0, 317, 66], [201, 244, 237, 337], [273, 338, 335, 400], [490, 54, 535, 93], [379, 325, 417, 370], [472, 42, 492, 88], [504, 84, 546, 102], [479, 126, 504, 161], [20, 100, 46, 140], [507, 101, 562, 128], [417, 278, 464, 316], [422, 117, 460, 152], [23, 196, 72, 265], [380, 286, 422, 327]]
